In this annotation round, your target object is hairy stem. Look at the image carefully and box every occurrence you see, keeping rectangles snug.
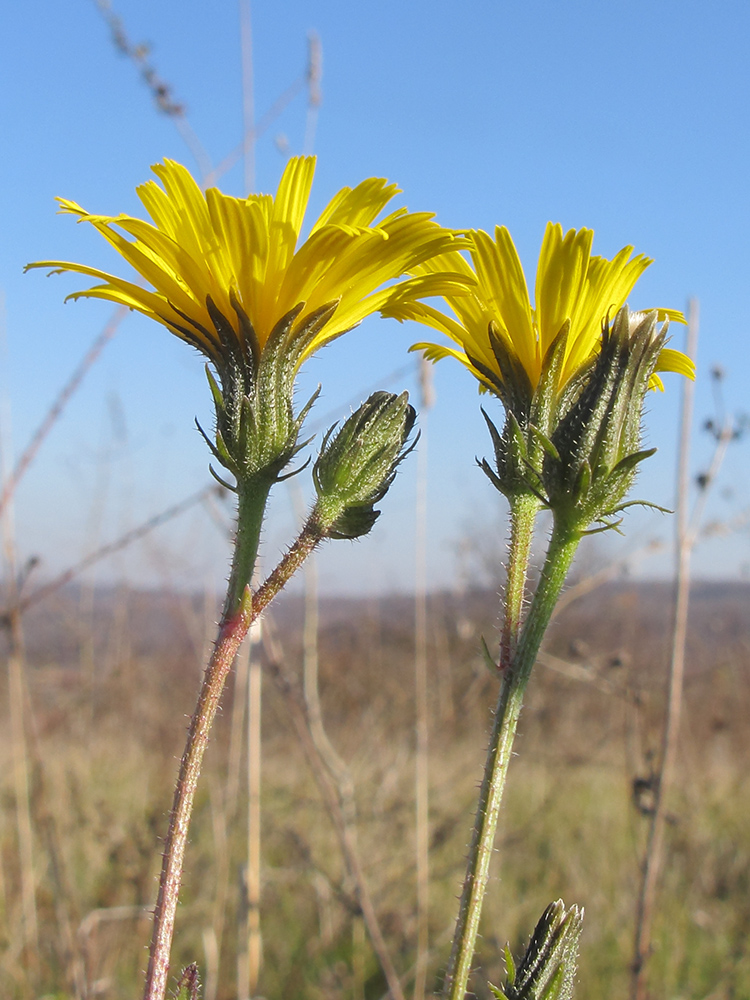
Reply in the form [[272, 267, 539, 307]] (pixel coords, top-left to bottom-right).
[[143, 479, 322, 1000], [224, 477, 274, 616], [143, 600, 255, 1000], [251, 514, 325, 615], [442, 521, 579, 1000], [499, 493, 541, 671]]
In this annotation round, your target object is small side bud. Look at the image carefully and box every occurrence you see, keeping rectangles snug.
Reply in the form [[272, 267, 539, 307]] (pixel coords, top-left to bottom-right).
[[313, 391, 417, 539], [173, 963, 201, 1000], [489, 899, 584, 1000], [542, 306, 668, 535]]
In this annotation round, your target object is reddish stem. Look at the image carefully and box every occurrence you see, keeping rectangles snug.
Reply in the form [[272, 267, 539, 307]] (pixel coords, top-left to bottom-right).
[[143, 602, 252, 1000], [143, 516, 325, 1000]]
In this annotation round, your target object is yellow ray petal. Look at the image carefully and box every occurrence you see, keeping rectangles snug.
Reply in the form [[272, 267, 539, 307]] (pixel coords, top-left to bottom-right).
[[389, 221, 693, 402], [31, 155, 471, 378]]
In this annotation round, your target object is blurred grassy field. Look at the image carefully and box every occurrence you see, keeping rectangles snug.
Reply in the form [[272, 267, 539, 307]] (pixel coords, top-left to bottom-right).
[[1, 580, 749, 1000]]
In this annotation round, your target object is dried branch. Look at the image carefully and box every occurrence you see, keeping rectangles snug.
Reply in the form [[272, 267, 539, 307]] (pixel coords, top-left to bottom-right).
[[0, 307, 125, 519], [261, 618, 406, 1000]]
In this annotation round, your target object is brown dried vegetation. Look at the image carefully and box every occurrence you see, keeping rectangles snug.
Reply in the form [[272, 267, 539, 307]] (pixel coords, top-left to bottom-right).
[[1, 580, 749, 999]]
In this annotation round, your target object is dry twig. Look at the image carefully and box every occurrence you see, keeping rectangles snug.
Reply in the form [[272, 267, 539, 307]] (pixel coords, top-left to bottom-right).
[[261, 618, 406, 1000]]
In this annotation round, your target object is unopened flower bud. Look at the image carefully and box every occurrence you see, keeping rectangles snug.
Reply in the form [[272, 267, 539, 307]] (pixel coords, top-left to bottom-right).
[[542, 307, 667, 535], [490, 899, 583, 1000], [313, 391, 417, 539]]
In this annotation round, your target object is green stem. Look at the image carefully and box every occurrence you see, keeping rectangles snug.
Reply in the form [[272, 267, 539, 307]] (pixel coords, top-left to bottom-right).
[[143, 476, 273, 1000], [224, 476, 274, 615], [499, 493, 541, 672], [443, 521, 580, 1000]]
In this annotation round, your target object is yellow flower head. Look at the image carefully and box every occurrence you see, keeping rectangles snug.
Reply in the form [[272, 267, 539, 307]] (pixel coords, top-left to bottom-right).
[[27, 157, 467, 372], [384, 222, 694, 396]]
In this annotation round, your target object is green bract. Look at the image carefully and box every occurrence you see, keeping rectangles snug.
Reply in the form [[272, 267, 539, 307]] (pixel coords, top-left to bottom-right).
[[490, 900, 583, 1000], [540, 307, 669, 535], [479, 320, 572, 500], [199, 301, 334, 490], [480, 307, 672, 535]]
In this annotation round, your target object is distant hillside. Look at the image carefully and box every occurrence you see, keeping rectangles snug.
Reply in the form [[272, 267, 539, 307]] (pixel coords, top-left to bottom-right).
[[6, 579, 748, 691]]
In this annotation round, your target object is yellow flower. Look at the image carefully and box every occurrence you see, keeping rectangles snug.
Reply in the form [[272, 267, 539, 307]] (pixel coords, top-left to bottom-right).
[[27, 157, 467, 371], [384, 222, 694, 395]]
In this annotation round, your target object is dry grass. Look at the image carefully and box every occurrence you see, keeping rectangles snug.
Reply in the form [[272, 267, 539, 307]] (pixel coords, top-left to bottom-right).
[[1, 580, 749, 999]]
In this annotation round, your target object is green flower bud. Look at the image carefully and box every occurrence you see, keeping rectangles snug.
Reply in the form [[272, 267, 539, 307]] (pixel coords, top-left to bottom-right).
[[541, 307, 667, 535], [490, 899, 584, 1000], [313, 391, 417, 539]]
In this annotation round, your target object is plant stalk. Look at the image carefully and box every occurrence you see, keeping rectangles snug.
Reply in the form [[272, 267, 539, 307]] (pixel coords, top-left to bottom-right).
[[262, 622, 407, 1000], [442, 519, 578, 1000], [224, 477, 273, 616], [631, 298, 700, 999], [414, 389, 431, 1000], [499, 493, 540, 672], [143, 477, 278, 1000]]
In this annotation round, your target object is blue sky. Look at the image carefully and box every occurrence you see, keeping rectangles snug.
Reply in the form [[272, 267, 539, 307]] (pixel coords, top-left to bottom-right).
[[1, 0, 748, 595]]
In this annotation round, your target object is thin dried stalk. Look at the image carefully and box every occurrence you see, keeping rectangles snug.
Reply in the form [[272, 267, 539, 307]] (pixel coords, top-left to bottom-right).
[[8, 636, 37, 956], [303, 32, 323, 155], [631, 299, 708, 999], [240, 0, 255, 192], [302, 556, 353, 810], [238, 645, 263, 1000], [413, 358, 433, 1000], [262, 621, 406, 1000], [0, 394, 38, 962], [0, 308, 124, 519], [15, 486, 219, 616], [93, 0, 212, 178]]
